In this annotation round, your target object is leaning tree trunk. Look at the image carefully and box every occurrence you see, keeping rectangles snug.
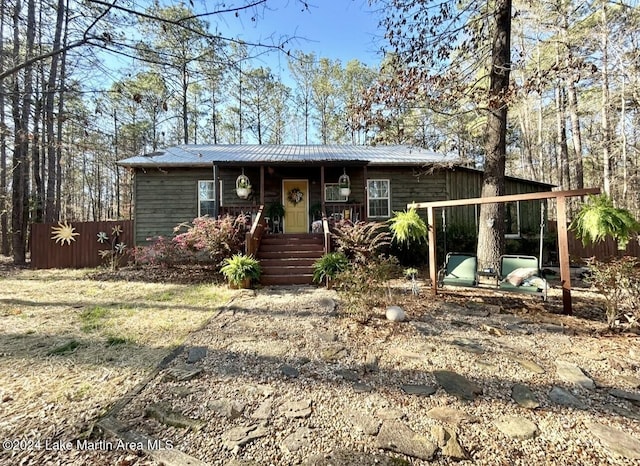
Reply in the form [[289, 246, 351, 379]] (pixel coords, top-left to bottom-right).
[[477, 0, 512, 272], [0, 2, 9, 256]]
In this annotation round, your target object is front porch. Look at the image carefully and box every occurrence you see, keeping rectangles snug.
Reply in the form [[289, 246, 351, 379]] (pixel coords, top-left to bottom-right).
[[214, 163, 369, 234]]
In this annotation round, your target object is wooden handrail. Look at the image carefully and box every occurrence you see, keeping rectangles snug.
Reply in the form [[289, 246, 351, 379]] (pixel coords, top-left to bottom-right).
[[322, 215, 331, 254], [246, 205, 266, 256]]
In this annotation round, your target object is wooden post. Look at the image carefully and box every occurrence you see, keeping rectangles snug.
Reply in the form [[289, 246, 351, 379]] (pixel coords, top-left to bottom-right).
[[320, 166, 325, 215], [260, 165, 265, 205], [427, 206, 437, 295], [213, 164, 220, 218], [556, 195, 572, 315]]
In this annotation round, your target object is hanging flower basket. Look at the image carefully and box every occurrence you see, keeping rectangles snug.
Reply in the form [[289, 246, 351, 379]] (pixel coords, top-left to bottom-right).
[[287, 187, 304, 205], [236, 173, 252, 199], [338, 170, 351, 197]]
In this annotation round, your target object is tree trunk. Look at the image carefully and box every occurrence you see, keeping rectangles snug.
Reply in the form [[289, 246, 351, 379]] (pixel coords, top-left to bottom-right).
[[555, 83, 570, 190], [11, 0, 36, 264], [0, 2, 8, 255], [44, 0, 65, 222], [477, 0, 511, 272], [600, 4, 612, 196]]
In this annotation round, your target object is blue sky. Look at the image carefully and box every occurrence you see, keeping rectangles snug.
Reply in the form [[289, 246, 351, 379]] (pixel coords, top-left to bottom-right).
[[203, 0, 384, 72]]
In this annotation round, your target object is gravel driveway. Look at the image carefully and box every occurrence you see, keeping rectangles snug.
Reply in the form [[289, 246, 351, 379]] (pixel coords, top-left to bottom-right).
[[109, 285, 640, 465]]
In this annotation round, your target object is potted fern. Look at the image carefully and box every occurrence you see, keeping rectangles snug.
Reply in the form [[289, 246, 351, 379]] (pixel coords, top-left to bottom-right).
[[220, 254, 261, 289], [312, 252, 349, 288]]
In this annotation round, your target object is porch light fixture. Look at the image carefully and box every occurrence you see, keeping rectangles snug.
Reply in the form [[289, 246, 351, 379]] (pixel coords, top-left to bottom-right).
[[236, 168, 252, 199], [338, 168, 351, 197]]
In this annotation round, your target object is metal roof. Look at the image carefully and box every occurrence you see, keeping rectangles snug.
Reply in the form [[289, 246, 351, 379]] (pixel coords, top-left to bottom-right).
[[117, 144, 460, 167]]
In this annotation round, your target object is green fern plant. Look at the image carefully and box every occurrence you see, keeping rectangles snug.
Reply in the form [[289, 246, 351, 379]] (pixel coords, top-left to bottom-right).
[[570, 195, 640, 249], [220, 254, 261, 287], [312, 252, 350, 286], [388, 208, 428, 245]]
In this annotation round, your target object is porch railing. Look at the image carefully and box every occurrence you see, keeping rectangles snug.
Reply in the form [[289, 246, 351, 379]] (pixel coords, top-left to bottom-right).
[[246, 205, 267, 256], [322, 216, 331, 254], [220, 205, 261, 220], [324, 203, 365, 223]]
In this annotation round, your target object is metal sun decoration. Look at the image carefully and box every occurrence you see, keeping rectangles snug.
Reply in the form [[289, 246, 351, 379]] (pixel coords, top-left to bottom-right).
[[51, 221, 80, 246]]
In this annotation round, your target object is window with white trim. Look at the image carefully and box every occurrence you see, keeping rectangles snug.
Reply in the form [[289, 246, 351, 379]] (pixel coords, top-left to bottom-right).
[[198, 180, 221, 217], [324, 183, 348, 202], [367, 179, 391, 218]]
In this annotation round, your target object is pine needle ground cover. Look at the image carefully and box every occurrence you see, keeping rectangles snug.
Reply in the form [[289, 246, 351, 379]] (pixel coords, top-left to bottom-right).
[[0, 261, 229, 465]]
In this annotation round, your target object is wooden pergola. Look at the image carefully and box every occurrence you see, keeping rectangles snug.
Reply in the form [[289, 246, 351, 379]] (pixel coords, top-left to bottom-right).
[[408, 187, 600, 315]]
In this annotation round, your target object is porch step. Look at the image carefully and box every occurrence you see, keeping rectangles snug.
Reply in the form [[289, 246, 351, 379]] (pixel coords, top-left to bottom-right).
[[257, 234, 325, 286]]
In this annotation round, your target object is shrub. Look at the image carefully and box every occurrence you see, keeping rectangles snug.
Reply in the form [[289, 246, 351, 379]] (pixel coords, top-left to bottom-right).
[[333, 221, 391, 264], [586, 256, 640, 328], [173, 215, 249, 264], [312, 252, 350, 286], [336, 255, 401, 323], [134, 215, 248, 267], [388, 209, 429, 266]]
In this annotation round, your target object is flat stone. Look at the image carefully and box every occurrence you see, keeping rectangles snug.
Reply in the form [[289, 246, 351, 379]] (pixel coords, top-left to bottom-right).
[[386, 305, 406, 322], [540, 323, 565, 333], [411, 321, 440, 336], [145, 403, 205, 430], [376, 408, 404, 420], [556, 360, 595, 390], [401, 384, 437, 396], [347, 412, 380, 435], [162, 365, 203, 382], [280, 364, 299, 378], [251, 399, 273, 420], [512, 357, 545, 374], [433, 370, 482, 401], [459, 303, 492, 317], [280, 399, 312, 418], [504, 324, 532, 335], [476, 360, 498, 371], [609, 388, 640, 403], [316, 329, 338, 342], [335, 369, 360, 382], [281, 427, 313, 453], [549, 386, 586, 409], [512, 384, 540, 409], [375, 421, 437, 460], [221, 424, 268, 450], [186, 346, 207, 363], [451, 338, 485, 354], [208, 398, 245, 419], [494, 415, 538, 440], [496, 314, 529, 325], [320, 344, 348, 362], [426, 407, 479, 427], [304, 449, 407, 465], [605, 403, 640, 421], [437, 302, 468, 314], [442, 431, 469, 460], [622, 375, 640, 388], [586, 421, 640, 459], [353, 383, 373, 393], [431, 425, 447, 447]]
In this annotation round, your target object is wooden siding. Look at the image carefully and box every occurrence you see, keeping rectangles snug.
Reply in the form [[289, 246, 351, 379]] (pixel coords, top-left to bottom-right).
[[132, 165, 550, 245], [444, 169, 549, 234], [31, 220, 133, 269]]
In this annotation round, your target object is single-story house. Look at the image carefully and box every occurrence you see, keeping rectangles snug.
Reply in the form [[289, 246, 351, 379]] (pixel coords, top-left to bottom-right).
[[118, 145, 553, 284]]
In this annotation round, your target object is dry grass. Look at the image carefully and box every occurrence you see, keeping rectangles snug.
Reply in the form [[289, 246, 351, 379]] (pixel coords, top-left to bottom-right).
[[0, 260, 230, 465]]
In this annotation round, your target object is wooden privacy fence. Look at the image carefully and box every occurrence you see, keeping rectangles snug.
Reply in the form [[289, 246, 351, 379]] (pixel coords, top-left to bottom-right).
[[31, 220, 134, 269]]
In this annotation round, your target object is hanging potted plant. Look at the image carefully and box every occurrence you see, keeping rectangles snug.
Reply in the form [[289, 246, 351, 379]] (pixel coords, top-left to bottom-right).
[[236, 171, 252, 199], [338, 169, 351, 197]]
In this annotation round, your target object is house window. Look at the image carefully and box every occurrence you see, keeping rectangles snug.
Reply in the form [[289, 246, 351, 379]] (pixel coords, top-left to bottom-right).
[[324, 183, 348, 202], [367, 179, 390, 218], [504, 201, 521, 238], [198, 180, 220, 217]]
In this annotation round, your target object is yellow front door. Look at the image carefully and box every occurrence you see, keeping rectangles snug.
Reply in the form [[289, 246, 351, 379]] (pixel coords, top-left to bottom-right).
[[283, 180, 308, 233]]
